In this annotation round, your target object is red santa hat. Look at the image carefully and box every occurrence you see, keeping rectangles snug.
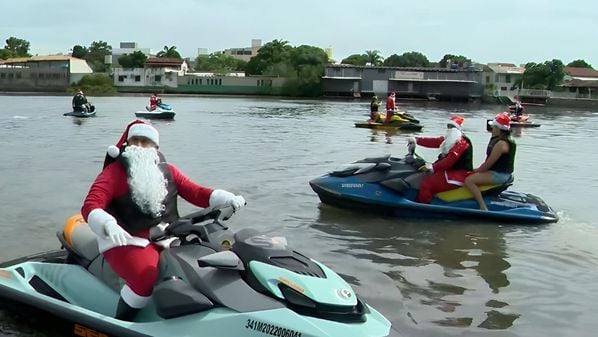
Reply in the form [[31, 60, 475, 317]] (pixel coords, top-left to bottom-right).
[[447, 115, 464, 130], [103, 119, 156, 168], [489, 112, 511, 131]]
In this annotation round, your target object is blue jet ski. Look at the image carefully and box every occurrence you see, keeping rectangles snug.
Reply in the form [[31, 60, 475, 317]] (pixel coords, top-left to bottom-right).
[[0, 207, 397, 337], [309, 144, 558, 224]]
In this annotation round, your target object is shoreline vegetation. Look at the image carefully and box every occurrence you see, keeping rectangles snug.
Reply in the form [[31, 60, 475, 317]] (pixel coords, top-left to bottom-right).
[[2, 36, 598, 108]]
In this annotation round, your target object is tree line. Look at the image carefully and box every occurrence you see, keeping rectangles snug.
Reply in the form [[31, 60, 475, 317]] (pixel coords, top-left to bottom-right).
[[1, 35, 596, 95]]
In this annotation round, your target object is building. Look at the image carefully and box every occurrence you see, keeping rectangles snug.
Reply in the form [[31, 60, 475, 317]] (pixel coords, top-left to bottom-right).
[[322, 64, 483, 101], [483, 63, 524, 98], [107, 42, 152, 66], [223, 39, 262, 62], [113, 57, 190, 88], [0, 55, 93, 91], [559, 66, 598, 98], [177, 73, 285, 95]]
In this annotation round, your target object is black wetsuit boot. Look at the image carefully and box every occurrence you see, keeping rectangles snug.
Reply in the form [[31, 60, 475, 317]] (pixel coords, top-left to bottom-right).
[[115, 297, 140, 321]]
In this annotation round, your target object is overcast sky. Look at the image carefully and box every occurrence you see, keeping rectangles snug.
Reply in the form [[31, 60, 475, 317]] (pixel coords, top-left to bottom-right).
[[2, 0, 597, 67]]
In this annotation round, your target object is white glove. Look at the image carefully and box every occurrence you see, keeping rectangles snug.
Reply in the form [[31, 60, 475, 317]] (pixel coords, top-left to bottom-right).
[[104, 220, 133, 246], [418, 163, 434, 173], [209, 189, 246, 211]]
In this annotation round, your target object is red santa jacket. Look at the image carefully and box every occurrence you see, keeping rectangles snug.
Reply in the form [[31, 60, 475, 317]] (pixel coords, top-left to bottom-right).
[[415, 135, 472, 185], [82, 161, 213, 221]]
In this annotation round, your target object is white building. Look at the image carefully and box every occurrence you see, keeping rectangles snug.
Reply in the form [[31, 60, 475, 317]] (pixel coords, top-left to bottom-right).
[[483, 63, 525, 98], [113, 57, 190, 88]]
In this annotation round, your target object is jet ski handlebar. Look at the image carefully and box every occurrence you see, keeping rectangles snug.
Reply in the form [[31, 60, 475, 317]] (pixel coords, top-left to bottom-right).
[[149, 207, 234, 242]]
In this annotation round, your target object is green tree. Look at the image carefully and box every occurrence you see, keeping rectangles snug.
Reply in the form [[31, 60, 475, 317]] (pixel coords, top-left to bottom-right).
[[340, 54, 368, 66], [71, 45, 88, 59], [69, 73, 116, 95], [520, 59, 565, 90], [439, 54, 470, 68], [567, 59, 593, 69], [0, 49, 17, 60], [384, 51, 430, 67], [246, 39, 293, 75], [157, 45, 182, 59], [118, 51, 148, 68], [4, 36, 30, 57], [85, 41, 112, 72], [195, 52, 247, 73], [364, 50, 383, 66]]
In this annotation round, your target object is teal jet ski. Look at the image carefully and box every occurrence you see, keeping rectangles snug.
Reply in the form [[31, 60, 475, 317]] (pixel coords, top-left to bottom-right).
[[0, 207, 397, 337]]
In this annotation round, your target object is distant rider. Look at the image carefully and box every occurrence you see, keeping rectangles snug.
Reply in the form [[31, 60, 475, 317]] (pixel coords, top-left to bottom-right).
[[149, 93, 161, 111], [513, 100, 524, 121], [72, 90, 93, 112], [384, 91, 396, 124], [408, 115, 473, 203], [370, 95, 380, 122], [464, 112, 516, 210]]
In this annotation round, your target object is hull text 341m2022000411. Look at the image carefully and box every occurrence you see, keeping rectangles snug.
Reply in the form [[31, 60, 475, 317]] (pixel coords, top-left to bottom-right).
[[0, 207, 400, 337]]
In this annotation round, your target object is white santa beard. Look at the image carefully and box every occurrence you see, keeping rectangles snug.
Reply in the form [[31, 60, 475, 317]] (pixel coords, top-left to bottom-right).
[[440, 128, 462, 155], [122, 145, 168, 217]]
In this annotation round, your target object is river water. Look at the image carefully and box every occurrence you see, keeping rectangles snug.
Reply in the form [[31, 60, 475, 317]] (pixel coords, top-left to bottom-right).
[[1, 95, 597, 337]]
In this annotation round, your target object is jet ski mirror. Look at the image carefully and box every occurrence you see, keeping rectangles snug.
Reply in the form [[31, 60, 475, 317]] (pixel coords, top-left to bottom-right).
[[198, 250, 244, 270]]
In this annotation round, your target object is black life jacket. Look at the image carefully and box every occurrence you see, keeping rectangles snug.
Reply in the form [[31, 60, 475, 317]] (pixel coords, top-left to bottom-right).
[[73, 93, 87, 106], [486, 135, 516, 174], [106, 151, 179, 233]]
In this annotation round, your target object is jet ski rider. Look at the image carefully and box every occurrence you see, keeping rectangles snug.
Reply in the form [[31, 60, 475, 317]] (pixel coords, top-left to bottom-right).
[[81, 120, 246, 321], [407, 115, 473, 203]]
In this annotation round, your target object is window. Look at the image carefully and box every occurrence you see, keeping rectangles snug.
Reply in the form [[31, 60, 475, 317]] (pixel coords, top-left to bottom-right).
[[485, 75, 490, 83], [505, 74, 511, 83], [155, 75, 161, 82], [500, 86, 507, 91], [16, 73, 22, 79], [118, 76, 125, 82], [0, 73, 5, 79], [219, 79, 222, 85], [135, 75, 141, 82], [8, 73, 14, 79], [39, 73, 44, 79], [495, 74, 499, 82], [199, 79, 202, 85]]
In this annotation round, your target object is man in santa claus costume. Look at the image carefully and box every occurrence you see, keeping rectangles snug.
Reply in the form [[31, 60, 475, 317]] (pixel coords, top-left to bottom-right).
[[408, 115, 473, 203], [81, 119, 245, 321]]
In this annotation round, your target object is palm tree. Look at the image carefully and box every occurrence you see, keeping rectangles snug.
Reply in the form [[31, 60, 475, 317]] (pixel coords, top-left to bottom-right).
[[157, 46, 182, 59], [365, 50, 383, 66]]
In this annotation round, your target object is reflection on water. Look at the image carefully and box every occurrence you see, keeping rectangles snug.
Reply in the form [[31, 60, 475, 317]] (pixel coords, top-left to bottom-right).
[[314, 206, 521, 331]]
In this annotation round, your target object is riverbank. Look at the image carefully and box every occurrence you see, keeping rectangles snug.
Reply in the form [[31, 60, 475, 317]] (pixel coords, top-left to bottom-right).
[[4, 90, 598, 111]]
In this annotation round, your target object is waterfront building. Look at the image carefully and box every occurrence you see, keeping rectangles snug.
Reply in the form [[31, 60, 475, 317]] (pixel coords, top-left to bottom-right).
[[322, 64, 483, 101], [0, 55, 92, 91], [113, 58, 190, 88]]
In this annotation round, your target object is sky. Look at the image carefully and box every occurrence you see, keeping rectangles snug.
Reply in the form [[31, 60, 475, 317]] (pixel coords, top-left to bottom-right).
[[2, 0, 598, 67]]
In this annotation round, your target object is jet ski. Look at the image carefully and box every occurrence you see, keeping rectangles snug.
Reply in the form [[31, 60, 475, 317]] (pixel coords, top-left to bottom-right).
[[0, 207, 397, 337], [63, 110, 96, 118], [356, 111, 423, 131], [485, 117, 540, 131], [309, 144, 558, 224], [64, 105, 96, 117], [136, 103, 175, 120]]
